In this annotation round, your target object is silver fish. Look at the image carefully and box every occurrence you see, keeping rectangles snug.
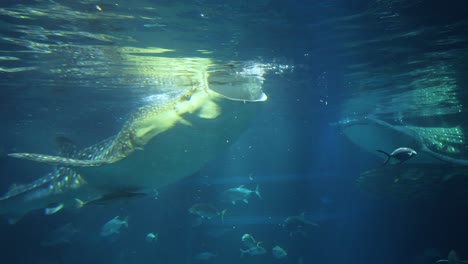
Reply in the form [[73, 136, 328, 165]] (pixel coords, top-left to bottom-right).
[[240, 243, 267, 257], [145, 232, 158, 242], [241, 233, 257, 248], [100, 216, 128, 237], [272, 245, 287, 259], [188, 203, 225, 219], [222, 185, 261, 205]]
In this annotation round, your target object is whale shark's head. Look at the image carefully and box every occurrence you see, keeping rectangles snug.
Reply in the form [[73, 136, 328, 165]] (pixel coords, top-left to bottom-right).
[[207, 64, 268, 103], [333, 117, 422, 156]]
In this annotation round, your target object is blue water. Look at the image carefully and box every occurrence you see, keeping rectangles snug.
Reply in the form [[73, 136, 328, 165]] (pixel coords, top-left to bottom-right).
[[1, 0, 468, 263]]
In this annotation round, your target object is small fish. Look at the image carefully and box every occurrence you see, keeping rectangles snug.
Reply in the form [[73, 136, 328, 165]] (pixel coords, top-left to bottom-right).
[[272, 245, 287, 259], [222, 185, 261, 205], [240, 242, 267, 257], [143, 23, 167, 28], [283, 213, 319, 237], [377, 147, 417, 165], [194, 252, 217, 261], [100, 216, 128, 237], [241, 233, 257, 248], [145, 232, 158, 242], [188, 203, 226, 222]]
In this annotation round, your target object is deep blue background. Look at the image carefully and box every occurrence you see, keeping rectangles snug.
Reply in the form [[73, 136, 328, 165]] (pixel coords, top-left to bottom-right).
[[1, 0, 468, 263]]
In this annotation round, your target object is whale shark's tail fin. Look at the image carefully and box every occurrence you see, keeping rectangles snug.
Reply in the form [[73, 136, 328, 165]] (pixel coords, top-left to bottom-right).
[[0, 166, 87, 224], [376, 150, 391, 165]]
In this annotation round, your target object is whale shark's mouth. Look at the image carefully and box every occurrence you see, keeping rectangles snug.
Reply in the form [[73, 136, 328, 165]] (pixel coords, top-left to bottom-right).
[[207, 63, 268, 102]]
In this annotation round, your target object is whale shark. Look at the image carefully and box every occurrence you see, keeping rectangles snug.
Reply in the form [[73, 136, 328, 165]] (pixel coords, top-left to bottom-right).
[[334, 116, 468, 165], [2, 61, 268, 223]]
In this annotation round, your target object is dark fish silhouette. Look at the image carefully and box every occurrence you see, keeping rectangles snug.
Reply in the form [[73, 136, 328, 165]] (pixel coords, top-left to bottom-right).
[[189, 203, 226, 223], [76, 190, 146, 207]]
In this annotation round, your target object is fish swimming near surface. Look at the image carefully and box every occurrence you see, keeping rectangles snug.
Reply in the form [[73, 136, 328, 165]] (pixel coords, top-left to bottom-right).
[[100, 215, 128, 237], [1, 59, 268, 223], [222, 185, 261, 205], [376, 147, 417, 165]]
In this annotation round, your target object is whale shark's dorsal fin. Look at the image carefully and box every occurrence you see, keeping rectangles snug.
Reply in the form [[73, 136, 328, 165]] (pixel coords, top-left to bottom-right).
[[9, 135, 119, 167]]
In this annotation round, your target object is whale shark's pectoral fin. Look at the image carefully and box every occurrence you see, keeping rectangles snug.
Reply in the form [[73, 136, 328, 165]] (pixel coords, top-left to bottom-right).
[[197, 101, 220, 119], [178, 117, 193, 126], [8, 153, 114, 167]]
